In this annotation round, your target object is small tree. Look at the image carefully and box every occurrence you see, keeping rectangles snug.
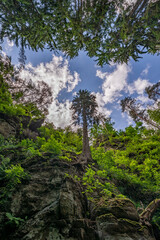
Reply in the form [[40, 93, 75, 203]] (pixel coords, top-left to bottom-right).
[[121, 96, 160, 130], [71, 90, 98, 161]]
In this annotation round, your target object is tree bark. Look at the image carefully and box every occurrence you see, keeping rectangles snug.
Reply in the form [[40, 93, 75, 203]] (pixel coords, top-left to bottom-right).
[[82, 109, 92, 161], [140, 199, 160, 226]]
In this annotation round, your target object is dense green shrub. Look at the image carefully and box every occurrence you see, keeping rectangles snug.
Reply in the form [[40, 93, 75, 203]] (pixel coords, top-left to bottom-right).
[[91, 123, 160, 203], [0, 155, 28, 210], [40, 135, 62, 156]]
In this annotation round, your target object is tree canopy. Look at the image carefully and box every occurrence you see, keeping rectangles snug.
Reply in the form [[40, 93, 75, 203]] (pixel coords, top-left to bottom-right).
[[0, 0, 159, 65]]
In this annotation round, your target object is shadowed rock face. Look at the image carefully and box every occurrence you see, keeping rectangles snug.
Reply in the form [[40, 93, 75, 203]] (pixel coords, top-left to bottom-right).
[[0, 113, 19, 138], [0, 114, 44, 139], [0, 157, 157, 240]]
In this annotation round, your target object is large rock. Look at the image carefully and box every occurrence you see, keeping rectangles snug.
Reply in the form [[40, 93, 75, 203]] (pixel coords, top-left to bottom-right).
[[0, 157, 157, 240], [0, 119, 16, 138], [96, 198, 140, 221], [20, 116, 44, 132], [0, 113, 44, 139], [97, 213, 155, 240], [96, 199, 155, 240], [0, 113, 19, 138], [1, 158, 98, 240]]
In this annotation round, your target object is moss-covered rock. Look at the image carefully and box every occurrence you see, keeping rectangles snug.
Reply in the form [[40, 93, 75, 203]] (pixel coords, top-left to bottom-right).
[[96, 198, 140, 221], [0, 157, 157, 240], [97, 213, 155, 240]]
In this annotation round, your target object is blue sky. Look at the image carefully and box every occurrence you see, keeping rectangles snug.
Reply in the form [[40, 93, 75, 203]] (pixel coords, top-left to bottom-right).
[[2, 38, 160, 130]]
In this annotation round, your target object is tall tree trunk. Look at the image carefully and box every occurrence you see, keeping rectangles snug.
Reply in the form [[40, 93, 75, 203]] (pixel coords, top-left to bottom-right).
[[82, 109, 92, 160]]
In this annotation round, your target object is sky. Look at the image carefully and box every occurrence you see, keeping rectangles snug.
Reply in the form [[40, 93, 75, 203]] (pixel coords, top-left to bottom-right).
[[2, 38, 160, 130]]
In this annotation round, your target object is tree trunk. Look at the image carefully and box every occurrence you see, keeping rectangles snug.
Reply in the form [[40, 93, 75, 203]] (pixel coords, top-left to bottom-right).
[[140, 199, 160, 226], [82, 109, 92, 161]]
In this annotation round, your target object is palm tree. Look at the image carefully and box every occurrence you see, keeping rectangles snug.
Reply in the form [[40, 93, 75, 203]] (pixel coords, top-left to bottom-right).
[[71, 89, 98, 160]]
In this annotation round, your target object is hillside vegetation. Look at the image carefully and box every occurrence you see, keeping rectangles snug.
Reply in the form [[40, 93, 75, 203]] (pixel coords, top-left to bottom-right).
[[0, 54, 160, 239]]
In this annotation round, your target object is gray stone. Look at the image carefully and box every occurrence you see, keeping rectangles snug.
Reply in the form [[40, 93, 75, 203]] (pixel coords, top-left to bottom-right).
[[0, 158, 157, 240], [0, 119, 16, 137], [96, 198, 140, 222]]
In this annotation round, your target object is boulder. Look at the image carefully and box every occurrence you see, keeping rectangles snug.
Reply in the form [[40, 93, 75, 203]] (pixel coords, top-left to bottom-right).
[[96, 198, 140, 222], [96, 199, 155, 240], [0, 113, 19, 138]]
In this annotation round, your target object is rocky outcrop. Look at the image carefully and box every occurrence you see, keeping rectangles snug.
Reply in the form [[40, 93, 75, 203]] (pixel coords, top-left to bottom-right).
[[0, 113, 19, 138], [0, 156, 157, 240], [0, 113, 44, 139]]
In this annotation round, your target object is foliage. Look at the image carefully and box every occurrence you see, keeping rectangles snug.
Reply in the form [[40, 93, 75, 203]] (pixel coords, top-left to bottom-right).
[[0, 1, 159, 65], [91, 123, 160, 203], [90, 118, 117, 147], [10, 79, 53, 118], [0, 54, 52, 118], [71, 90, 98, 126], [5, 164, 28, 185], [38, 124, 82, 153], [0, 154, 28, 210], [82, 164, 119, 201], [6, 212, 25, 226], [0, 55, 26, 116], [40, 135, 62, 156]]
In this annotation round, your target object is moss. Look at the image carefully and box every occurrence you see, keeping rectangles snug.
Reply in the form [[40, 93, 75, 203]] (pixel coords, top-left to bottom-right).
[[138, 225, 148, 232], [97, 213, 116, 222], [119, 218, 140, 227], [107, 198, 134, 206]]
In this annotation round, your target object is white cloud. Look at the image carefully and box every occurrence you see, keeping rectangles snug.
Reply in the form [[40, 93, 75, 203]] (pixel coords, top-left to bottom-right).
[[141, 65, 150, 76], [127, 84, 135, 95], [127, 115, 134, 125], [95, 92, 112, 117], [134, 78, 150, 95], [96, 63, 131, 104], [4, 38, 14, 52], [95, 63, 131, 117], [21, 55, 80, 99], [47, 100, 73, 128], [96, 70, 108, 80], [136, 95, 151, 104], [127, 77, 151, 95], [20, 54, 81, 128]]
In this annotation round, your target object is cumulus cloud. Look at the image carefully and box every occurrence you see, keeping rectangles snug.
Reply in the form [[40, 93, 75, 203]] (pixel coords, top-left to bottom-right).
[[47, 100, 73, 128], [95, 92, 112, 117], [20, 54, 81, 128], [96, 63, 131, 104], [134, 78, 150, 95], [128, 78, 151, 95], [95, 63, 131, 117]]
